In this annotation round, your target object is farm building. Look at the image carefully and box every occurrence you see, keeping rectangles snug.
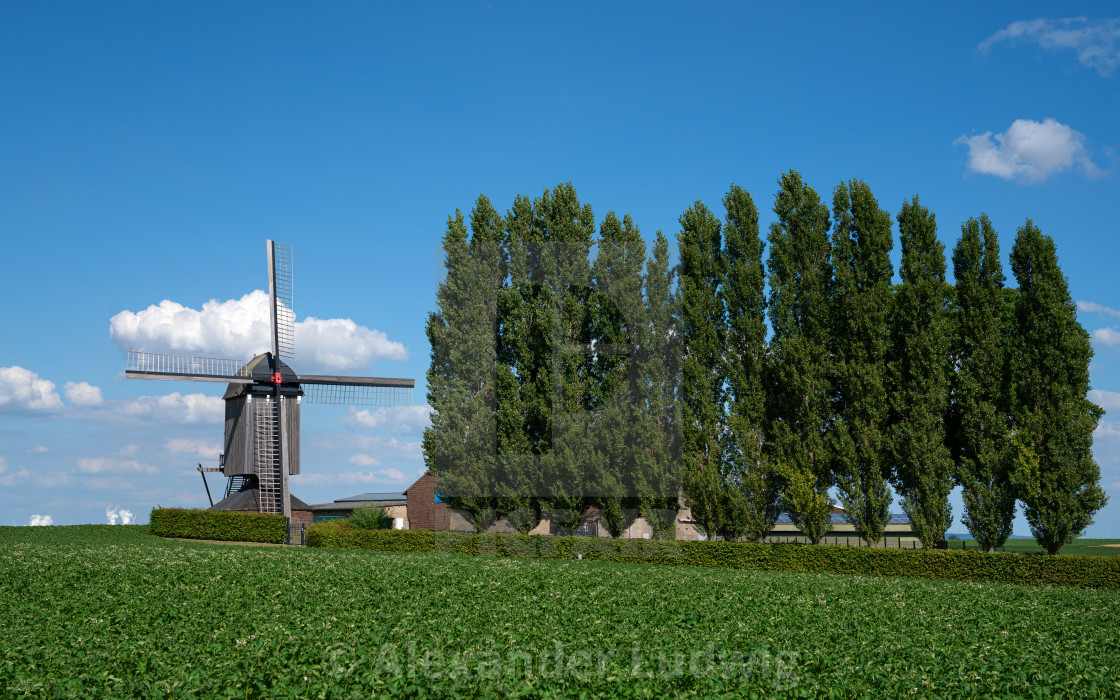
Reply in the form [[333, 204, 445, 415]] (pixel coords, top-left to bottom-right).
[[399, 471, 922, 547], [307, 492, 408, 528]]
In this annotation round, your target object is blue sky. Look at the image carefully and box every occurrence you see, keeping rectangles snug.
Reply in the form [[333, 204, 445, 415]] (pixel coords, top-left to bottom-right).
[[2, 2, 1119, 536]]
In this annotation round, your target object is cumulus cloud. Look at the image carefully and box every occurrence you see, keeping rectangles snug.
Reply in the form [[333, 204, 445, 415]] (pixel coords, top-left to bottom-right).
[[955, 118, 1101, 183], [76, 457, 158, 474], [116, 392, 223, 424], [118, 444, 140, 456], [294, 468, 409, 486], [1090, 389, 1120, 411], [64, 381, 104, 407], [342, 405, 434, 433], [1078, 300, 1120, 319], [28, 445, 48, 453], [27, 514, 54, 526], [106, 506, 134, 525], [312, 434, 423, 459], [0, 366, 63, 412], [348, 453, 382, 467], [165, 438, 222, 459], [109, 290, 408, 372], [0, 457, 32, 487], [979, 17, 1120, 76], [1091, 327, 1120, 348], [1096, 421, 1120, 438]]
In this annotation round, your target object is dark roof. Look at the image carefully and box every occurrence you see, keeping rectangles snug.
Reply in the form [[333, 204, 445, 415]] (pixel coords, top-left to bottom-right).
[[336, 492, 406, 503], [774, 511, 911, 525], [210, 486, 309, 512]]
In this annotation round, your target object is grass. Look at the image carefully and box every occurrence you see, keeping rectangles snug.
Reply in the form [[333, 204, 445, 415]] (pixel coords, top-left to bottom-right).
[[1, 525, 1118, 698], [946, 537, 1120, 556]]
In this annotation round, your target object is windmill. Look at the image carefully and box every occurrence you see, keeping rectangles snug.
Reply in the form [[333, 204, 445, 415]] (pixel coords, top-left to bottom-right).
[[124, 240, 414, 518]]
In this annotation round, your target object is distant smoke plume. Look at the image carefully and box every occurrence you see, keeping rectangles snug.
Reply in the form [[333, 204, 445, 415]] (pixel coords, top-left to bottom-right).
[[27, 514, 54, 526], [106, 506, 134, 525]]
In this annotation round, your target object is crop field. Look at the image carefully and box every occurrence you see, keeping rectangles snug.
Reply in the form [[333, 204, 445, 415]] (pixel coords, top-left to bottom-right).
[[946, 538, 1120, 557], [2, 526, 1118, 698]]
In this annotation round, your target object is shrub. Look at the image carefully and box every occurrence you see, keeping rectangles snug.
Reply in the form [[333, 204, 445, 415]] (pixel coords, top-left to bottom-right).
[[149, 508, 286, 544], [305, 526, 1120, 589], [349, 504, 394, 530]]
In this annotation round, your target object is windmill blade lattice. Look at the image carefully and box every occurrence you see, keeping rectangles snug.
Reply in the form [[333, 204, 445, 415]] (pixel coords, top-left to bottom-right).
[[269, 241, 295, 359]]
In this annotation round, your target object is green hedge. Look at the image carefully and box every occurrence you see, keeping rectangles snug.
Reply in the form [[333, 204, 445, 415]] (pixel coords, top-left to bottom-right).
[[306, 522, 1120, 589], [149, 508, 287, 544]]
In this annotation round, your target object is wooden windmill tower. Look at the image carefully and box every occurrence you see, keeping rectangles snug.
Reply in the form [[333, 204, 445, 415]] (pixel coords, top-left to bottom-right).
[[124, 240, 414, 518]]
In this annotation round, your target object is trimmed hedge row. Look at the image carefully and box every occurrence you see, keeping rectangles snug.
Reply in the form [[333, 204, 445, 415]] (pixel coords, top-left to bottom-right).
[[149, 508, 286, 544], [306, 521, 1120, 589]]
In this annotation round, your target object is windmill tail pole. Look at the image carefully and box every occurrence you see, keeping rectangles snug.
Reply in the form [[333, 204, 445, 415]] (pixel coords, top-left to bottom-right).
[[198, 464, 214, 507]]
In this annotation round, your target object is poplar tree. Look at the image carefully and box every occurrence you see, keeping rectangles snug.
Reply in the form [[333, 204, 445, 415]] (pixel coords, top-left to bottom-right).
[[535, 183, 596, 534], [591, 211, 646, 536], [1009, 221, 1107, 554], [890, 196, 953, 548], [423, 201, 503, 531], [951, 215, 1016, 552], [720, 184, 780, 543], [829, 179, 894, 545], [765, 170, 834, 543], [678, 201, 727, 539], [637, 231, 683, 538], [497, 194, 544, 532]]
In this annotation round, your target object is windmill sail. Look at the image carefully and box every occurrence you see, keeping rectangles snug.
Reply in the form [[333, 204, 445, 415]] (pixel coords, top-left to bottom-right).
[[125, 351, 255, 383], [268, 240, 295, 360], [300, 375, 414, 406]]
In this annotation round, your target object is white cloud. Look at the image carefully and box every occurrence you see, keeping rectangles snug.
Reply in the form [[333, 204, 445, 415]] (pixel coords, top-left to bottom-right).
[[106, 506, 134, 525], [0, 366, 63, 412], [76, 457, 158, 474], [348, 453, 382, 467], [35, 473, 71, 487], [0, 457, 31, 487], [979, 17, 1120, 76], [118, 444, 140, 456], [294, 468, 409, 486], [116, 392, 223, 424], [165, 438, 222, 459], [64, 381, 104, 407], [342, 405, 434, 433], [27, 514, 54, 526], [314, 434, 424, 460], [1090, 390, 1120, 411], [955, 118, 1101, 183], [1095, 421, 1120, 437], [1091, 327, 1120, 348], [1078, 300, 1120, 320], [27, 445, 48, 453], [109, 290, 408, 372]]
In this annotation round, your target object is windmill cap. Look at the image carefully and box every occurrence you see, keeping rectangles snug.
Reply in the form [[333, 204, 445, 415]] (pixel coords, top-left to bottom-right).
[[222, 353, 304, 399]]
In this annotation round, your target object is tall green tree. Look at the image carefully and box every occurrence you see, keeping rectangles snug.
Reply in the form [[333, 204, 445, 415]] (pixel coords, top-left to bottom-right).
[[496, 194, 544, 532], [677, 201, 727, 539], [720, 184, 780, 543], [423, 201, 503, 531], [535, 183, 596, 534], [1009, 220, 1107, 554], [765, 170, 835, 543], [590, 211, 647, 536], [636, 231, 683, 539], [951, 215, 1016, 552], [829, 179, 894, 545], [890, 196, 954, 548]]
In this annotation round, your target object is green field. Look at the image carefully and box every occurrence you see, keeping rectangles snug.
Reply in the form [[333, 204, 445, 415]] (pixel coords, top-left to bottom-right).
[[2, 526, 1118, 698], [946, 538, 1120, 556]]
